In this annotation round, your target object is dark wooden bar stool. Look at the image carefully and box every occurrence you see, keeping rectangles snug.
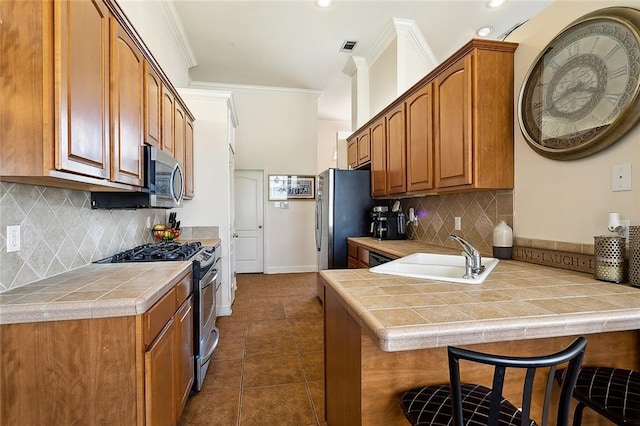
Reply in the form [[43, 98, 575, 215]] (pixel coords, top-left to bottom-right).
[[400, 337, 587, 426], [562, 367, 640, 425]]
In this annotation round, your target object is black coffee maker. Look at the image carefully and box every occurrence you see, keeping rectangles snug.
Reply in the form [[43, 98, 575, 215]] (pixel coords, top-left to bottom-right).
[[371, 206, 406, 240]]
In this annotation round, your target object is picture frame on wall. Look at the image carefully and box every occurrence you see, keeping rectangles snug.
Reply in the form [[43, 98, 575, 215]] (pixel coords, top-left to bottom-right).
[[268, 175, 315, 200]]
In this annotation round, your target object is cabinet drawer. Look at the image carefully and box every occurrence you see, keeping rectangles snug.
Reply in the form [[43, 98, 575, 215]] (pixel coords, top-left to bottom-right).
[[143, 287, 176, 346], [348, 244, 358, 259], [175, 272, 193, 307]]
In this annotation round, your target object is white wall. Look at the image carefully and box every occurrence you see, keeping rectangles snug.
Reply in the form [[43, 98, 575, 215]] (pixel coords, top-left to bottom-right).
[[118, 0, 191, 87], [369, 42, 398, 117], [317, 119, 351, 174], [510, 1, 640, 245], [229, 87, 320, 273]]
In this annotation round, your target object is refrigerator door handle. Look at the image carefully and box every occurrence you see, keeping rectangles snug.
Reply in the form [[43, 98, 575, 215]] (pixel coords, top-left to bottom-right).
[[315, 199, 322, 251]]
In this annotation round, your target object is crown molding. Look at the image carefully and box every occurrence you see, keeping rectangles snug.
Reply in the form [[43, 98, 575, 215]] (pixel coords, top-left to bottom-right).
[[161, 0, 198, 68], [189, 81, 322, 97], [367, 17, 438, 69], [178, 87, 238, 127], [342, 56, 368, 77]]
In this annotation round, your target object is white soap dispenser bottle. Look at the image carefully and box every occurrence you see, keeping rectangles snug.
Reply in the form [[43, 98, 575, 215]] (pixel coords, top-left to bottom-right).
[[492, 220, 513, 259]]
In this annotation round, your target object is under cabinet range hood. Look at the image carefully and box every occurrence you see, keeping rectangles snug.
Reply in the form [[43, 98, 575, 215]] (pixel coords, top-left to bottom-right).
[[91, 146, 184, 209]]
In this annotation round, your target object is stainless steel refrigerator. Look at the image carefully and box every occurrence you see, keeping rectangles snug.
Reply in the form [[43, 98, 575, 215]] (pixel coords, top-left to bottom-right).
[[316, 168, 376, 270]]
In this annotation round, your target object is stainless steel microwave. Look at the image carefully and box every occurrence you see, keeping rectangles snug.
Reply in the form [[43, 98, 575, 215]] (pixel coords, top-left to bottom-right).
[[91, 146, 184, 209]]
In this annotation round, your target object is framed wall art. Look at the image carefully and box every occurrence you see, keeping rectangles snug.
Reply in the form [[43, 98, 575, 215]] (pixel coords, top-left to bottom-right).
[[268, 175, 315, 200]]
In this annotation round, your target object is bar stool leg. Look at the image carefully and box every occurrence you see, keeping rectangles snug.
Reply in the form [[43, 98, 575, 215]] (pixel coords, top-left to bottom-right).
[[573, 401, 585, 426]]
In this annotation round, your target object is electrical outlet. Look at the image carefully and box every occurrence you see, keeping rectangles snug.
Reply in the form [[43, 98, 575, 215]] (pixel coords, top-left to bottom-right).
[[454, 217, 462, 231], [612, 164, 632, 191], [146, 216, 152, 229], [7, 225, 20, 252]]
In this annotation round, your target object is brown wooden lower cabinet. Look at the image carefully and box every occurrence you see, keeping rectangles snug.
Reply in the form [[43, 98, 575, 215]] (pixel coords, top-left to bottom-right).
[[347, 241, 369, 269], [323, 282, 640, 426], [0, 273, 194, 426]]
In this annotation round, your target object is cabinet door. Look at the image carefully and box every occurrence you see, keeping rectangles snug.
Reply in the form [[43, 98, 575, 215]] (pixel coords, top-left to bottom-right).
[[347, 140, 358, 169], [111, 20, 143, 186], [386, 103, 407, 195], [175, 296, 194, 418], [406, 83, 435, 192], [144, 61, 161, 147], [357, 131, 371, 165], [434, 54, 473, 189], [56, 0, 110, 179], [184, 118, 194, 198], [370, 117, 387, 197], [174, 103, 186, 167], [161, 87, 175, 156], [145, 318, 176, 426]]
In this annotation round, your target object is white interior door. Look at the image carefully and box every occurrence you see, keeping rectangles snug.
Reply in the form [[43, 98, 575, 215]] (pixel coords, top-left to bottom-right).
[[234, 169, 264, 273]]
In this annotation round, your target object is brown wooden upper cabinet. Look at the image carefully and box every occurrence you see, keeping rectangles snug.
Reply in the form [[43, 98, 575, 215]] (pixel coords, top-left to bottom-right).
[[347, 127, 371, 169], [184, 118, 195, 199], [386, 103, 407, 195], [144, 61, 162, 148], [161, 86, 175, 157], [174, 103, 186, 168], [349, 39, 517, 199], [370, 116, 388, 197], [0, 0, 194, 194], [111, 19, 144, 187]]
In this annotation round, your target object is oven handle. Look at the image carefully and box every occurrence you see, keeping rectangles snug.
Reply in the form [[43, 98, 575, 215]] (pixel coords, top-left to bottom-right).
[[200, 327, 220, 365], [201, 266, 219, 289]]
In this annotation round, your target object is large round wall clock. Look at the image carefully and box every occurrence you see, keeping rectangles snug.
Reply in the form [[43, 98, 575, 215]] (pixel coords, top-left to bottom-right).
[[518, 7, 640, 160]]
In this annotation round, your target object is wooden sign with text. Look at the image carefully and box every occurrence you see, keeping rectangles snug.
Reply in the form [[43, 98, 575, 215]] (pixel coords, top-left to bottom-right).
[[513, 246, 594, 274]]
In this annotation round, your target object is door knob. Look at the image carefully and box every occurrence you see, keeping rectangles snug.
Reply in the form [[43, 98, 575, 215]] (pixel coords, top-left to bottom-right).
[[258, 225, 263, 229], [232, 233, 238, 238]]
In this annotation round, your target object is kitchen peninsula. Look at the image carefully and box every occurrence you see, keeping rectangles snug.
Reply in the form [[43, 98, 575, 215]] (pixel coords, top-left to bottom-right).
[[320, 238, 640, 426]]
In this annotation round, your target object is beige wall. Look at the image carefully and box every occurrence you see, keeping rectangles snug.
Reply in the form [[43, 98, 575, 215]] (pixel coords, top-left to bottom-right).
[[369, 42, 398, 117], [510, 1, 640, 245], [317, 119, 351, 174]]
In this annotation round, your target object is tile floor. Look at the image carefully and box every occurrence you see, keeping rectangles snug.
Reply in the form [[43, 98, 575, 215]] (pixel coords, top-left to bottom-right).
[[178, 272, 326, 426]]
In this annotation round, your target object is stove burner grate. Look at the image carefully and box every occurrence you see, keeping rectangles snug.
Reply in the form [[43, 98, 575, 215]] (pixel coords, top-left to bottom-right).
[[109, 241, 202, 262]]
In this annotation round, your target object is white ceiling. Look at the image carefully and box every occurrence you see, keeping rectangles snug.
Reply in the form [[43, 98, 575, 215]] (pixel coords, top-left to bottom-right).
[[172, 0, 554, 121]]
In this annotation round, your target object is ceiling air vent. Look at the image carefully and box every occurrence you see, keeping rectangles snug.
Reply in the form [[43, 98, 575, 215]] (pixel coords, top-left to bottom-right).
[[340, 40, 358, 52]]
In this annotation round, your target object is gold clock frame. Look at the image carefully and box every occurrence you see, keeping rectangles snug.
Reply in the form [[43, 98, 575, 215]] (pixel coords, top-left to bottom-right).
[[517, 7, 640, 160]]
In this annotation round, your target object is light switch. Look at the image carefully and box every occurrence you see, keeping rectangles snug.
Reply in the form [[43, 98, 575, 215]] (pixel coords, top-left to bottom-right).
[[612, 164, 632, 191]]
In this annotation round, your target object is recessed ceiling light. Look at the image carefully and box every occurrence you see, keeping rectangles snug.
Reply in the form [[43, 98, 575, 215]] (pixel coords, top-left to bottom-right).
[[477, 26, 493, 37], [315, 0, 333, 8], [486, 0, 506, 8]]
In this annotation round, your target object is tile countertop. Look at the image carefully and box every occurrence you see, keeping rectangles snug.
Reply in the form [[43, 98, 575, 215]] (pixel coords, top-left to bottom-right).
[[323, 238, 640, 352], [0, 238, 221, 325]]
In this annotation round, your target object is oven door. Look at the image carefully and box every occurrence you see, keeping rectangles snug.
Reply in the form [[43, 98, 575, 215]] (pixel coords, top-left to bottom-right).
[[194, 261, 220, 391]]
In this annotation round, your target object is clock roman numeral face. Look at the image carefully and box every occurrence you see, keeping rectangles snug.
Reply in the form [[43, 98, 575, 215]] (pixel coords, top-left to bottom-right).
[[518, 8, 640, 160]]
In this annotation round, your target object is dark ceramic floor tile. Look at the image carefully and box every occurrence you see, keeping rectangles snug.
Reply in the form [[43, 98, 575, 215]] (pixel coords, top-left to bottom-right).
[[283, 297, 323, 319], [242, 354, 304, 388], [307, 380, 326, 423], [299, 351, 324, 382], [240, 382, 316, 426], [247, 303, 287, 321], [245, 334, 298, 358], [212, 335, 245, 361], [290, 318, 324, 353], [178, 389, 239, 426], [217, 320, 248, 339], [201, 359, 243, 394], [246, 318, 292, 338]]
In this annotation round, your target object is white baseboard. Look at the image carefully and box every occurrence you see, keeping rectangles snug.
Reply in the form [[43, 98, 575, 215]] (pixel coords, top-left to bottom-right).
[[264, 265, 318, 274], [217, 305, 232, 316]]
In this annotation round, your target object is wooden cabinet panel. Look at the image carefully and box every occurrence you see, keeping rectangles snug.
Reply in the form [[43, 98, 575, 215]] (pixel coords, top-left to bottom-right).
[[143, 287, 176, 346], [145, 318, 176, 426], [110, 20, 143, 186], [175, 297, 194, 416], [357, 131, 371, 165], [434, 54, 473, 189], [144, 61, 161, 147], [56, 0, 110, 179], [370, 117, 387, 197], [174, 103, 186, 169], [161, 86, 175, 156], [184, 118, 194, 198], [347, 140, 358, 169], [406, 83, 434, 193], [386, 103, 407, 195]]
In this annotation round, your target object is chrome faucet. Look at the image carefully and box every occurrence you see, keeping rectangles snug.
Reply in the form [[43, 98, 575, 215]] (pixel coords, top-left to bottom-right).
[[449, 234, 485, 279]]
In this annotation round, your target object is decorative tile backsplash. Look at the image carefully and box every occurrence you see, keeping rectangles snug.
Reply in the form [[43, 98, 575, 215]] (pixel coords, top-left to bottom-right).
[[0, 182, 166, 292], [401, 190, 514, 256]]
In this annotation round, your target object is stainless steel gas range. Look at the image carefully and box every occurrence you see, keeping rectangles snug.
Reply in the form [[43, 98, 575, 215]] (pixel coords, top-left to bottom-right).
[[96, 241, 221, 392]]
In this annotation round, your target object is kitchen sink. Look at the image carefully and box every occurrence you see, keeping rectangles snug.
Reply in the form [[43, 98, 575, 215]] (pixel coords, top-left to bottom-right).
[[369, 253, 499, 284]]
